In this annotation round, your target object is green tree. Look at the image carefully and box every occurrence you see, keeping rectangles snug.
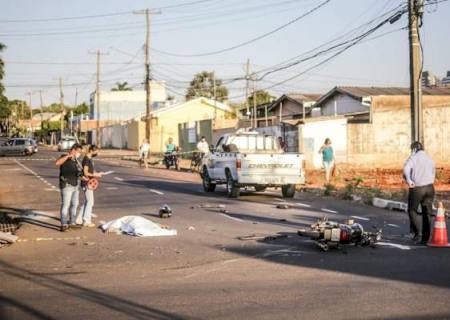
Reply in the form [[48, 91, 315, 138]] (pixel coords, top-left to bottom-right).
[[111, 81, 133, 91], [185, 71, 228, 102], [72, 102, 89, 116], [247, 90, 276, 107], [8, 99, 31, 120]]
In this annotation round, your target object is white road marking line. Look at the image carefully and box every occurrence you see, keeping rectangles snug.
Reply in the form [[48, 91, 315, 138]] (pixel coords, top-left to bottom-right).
[[350, 215, 370, 221], [45, 188, 60, 192], [149, 189, 164, 195], [295, 202, 311, 208], [386, 223, 400, 228], [220, 213, 243, 222], [321, 208, 338, 214], [107, 187, 118, 190], [376, 242, 426, 250], [114, 177, 124, 181]]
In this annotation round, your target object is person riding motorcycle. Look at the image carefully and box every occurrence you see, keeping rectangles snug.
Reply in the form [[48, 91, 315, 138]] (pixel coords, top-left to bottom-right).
[[164, 138, 180, 170]]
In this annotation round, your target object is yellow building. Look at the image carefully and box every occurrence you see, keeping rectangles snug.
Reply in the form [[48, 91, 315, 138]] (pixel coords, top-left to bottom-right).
[[128, 97, 235, 153]]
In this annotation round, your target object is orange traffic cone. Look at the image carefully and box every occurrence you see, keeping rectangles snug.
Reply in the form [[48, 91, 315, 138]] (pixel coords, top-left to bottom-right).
[[428, 202, 450, 247]]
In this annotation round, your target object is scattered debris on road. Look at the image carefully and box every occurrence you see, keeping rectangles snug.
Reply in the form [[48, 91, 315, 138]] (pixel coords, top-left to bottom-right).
[[219, 208, 229, 213], [100, 216, 177, 237], [276, 203, 290, 209], [159, 204, 172, 218], [0, 231, 18, 246], [298, 217, 382, 251], [188, 226, 195, 231], [237, 234, 288, 242]]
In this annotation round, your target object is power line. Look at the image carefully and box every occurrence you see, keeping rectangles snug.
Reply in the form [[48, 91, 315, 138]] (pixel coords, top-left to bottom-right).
[[152, 0, 332, 57]]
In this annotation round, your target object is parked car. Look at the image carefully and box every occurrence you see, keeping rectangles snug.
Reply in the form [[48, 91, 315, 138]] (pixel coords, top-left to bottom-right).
[[57, 136, 78, 151], [201, 130, 305, 198], [0, 138, 37, 156]]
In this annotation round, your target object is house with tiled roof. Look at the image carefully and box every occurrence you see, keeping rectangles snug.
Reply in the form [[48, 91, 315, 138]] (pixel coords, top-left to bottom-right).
[[301, 86, 450, 169]]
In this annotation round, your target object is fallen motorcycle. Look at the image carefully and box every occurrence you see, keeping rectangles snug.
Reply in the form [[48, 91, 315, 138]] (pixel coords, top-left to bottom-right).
[[297, 217, 382, 251]]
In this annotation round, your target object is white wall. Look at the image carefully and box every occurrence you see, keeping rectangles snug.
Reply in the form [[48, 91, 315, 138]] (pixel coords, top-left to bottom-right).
[[302, 118, 347, 168]]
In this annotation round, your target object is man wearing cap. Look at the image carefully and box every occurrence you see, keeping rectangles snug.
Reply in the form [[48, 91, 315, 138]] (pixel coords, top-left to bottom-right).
[[403, 141, 436, 244], [55, 143, 83, 231]]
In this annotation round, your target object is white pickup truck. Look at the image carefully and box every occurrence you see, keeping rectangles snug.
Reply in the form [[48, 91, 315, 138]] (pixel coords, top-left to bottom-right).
[[201, 130, 305, 198]]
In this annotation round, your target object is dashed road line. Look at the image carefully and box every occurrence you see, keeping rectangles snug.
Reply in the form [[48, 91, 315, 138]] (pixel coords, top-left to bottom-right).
[[350, 215, 370, 221], [220, 213, 243, 222], [386, 223, 400, 228], [295, 202, 311, 208], [321, 208, 338, 214], [107, 187, 118, 190], [15, 159, 59, 191], [114, 177, 124, 181], [149, 189, 164, 195]]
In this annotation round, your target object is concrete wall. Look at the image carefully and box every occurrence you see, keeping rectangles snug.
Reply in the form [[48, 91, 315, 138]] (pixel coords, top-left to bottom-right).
[[100, 124, 128, 149], [301, 118, 348, 169], [318, 93, 369, 117], [347, 95, 450, 168], [127, 120, 145, 150]]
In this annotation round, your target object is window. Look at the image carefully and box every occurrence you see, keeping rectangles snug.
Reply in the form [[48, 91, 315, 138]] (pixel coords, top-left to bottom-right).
[[14, 140, 26, 146]]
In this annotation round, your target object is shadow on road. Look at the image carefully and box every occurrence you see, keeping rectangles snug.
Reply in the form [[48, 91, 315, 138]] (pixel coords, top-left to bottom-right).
[[220, 234, 450, 289], [0, 207, 60, 231], [0, 260, 190, 320]]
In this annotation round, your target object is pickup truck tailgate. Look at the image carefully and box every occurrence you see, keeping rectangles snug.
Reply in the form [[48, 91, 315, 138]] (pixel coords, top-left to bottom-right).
[[238, 153, 305, 185]]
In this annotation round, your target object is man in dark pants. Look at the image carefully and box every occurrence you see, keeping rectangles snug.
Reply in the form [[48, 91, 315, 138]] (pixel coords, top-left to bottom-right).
[[403, 141, 435, 244], [55, 143, 83, 232]]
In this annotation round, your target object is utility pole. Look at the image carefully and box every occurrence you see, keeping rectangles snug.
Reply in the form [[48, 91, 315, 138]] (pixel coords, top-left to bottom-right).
[[59, 77, 64, 139], [245, 59, 250, 116], [89, 50, 109, 146], [133, 9, 161, 142], [213, 72, 217, 121], [253, 75, 257, 129], [39, 90, 44, 133], [408, 0, 424, 145]]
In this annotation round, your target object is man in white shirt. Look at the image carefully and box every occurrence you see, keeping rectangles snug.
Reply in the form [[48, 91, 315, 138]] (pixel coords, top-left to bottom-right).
[[196, 136, 210, 156], [403, 141, 435, 244], [139, 139, 150, 169]]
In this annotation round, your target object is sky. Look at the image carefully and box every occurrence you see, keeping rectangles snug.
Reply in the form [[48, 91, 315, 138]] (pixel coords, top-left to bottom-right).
[[1, 0, 449, 109]]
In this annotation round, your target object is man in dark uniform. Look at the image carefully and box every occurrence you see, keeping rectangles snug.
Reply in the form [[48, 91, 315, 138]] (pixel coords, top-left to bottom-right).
[[55, 143, 83, 231]]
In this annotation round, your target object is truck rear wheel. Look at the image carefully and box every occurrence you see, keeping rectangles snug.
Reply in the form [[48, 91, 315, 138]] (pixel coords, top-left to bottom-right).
[[282, 184, 296, 198], [202, 167, 216, 192], [226, 171, 239, 198]]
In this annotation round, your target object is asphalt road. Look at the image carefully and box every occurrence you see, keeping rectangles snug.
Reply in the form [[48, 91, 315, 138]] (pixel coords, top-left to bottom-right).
[[1, 148, 450, 320]]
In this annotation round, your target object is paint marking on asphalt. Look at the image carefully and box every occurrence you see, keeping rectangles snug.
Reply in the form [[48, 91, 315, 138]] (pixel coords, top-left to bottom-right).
[[350, 215, 370, 221], [220, 213, 243, 222], [5, 168, 22, 171], [295, 202, 311, 208], [45, 188, 60, 192], [107, 187, 118, 190], [149, 189, 164, 195], [386, 223, 400, 228], [14, 159, 58, 189], [114, 177, 124, 181], [376, 242, 426, 250], [321, 208, 338, 214]]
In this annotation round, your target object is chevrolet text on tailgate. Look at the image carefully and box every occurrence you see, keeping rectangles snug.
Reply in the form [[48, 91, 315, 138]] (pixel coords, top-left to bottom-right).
[[201, 130, 306, 198]]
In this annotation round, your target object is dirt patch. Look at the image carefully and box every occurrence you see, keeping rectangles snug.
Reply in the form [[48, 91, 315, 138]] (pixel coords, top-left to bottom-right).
[[304, 166, 450, 205]]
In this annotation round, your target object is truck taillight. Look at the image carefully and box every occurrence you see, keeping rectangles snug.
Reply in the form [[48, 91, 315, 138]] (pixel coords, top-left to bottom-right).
[[236, 159, 241, 170]]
